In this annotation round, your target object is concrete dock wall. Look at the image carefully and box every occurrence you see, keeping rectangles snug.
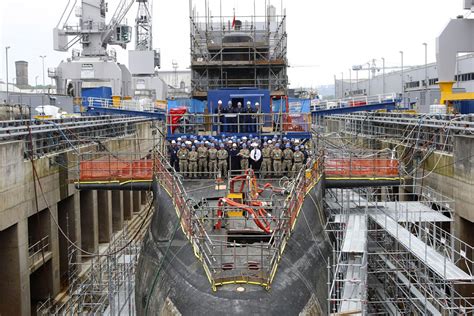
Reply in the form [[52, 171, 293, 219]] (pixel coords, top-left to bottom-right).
[[0, 121, 154, 315]]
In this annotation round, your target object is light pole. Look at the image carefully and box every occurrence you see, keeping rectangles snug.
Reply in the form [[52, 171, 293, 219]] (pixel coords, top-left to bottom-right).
[[381, 57, 386, 94], [334, 74, 337, 98], [341, 72, 344, 98], [39, 55, 46, 94], [356, 70, 359, 93], [349, 68, 352, 97], [5, 46, 10, 103], [367, 62, 371, 96], [400, 51, 404, 104], [423, 43, 428, 90]]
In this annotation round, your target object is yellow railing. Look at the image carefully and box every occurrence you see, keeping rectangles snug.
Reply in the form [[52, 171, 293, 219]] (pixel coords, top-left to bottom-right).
[[154, 150, 324, 291]]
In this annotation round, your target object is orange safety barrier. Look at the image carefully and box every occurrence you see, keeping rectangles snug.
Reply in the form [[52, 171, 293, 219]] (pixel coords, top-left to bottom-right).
[[79, 159, 154, 181], [325, 159, 399, 178]]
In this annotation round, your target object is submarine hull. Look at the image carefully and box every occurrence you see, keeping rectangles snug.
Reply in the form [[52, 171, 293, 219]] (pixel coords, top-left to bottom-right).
[[135, 180, 331, 315]]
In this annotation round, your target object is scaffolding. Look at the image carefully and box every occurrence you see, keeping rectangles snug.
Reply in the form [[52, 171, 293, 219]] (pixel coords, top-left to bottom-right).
[[189, 0, 288, 98], [36, 194, 153, 315], [323, 112, 474, 153], [326, 186, 474, 315]]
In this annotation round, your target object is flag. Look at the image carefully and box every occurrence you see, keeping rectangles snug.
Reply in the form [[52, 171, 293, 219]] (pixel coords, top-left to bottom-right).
[[232, 8, 236, 29]]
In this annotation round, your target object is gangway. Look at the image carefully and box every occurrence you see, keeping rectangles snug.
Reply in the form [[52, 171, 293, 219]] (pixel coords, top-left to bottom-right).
[[312, 93, 400, 118], [82, 97, 166, 120], [86, 105, 166, 120], [370, 213, 474, 281]]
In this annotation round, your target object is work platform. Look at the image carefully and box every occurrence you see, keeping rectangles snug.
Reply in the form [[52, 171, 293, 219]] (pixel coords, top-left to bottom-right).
[[327, 186, 474, 314], [311, 93, 400, 118], [370, 213, 472, 281]]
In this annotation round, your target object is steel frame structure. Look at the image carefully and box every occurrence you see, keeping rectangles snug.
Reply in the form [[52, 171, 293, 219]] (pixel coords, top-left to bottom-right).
[[322, 113, 474, 153], [325, 186, 474, 315], [36, 195, 152, 315], [189, 0, 288, 98], [0, 116, 154, 158]]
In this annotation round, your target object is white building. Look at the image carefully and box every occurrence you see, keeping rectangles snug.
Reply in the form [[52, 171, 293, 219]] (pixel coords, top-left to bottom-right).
[[158, 70, 192, 98], [335, 53, 474, 110]]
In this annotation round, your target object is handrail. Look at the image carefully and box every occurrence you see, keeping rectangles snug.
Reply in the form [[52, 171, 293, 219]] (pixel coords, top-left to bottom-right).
[[312, 93, 398, 111], [152, 148, 324, 291], [86, 97, 158, 112], [29, 236, 50, 268]]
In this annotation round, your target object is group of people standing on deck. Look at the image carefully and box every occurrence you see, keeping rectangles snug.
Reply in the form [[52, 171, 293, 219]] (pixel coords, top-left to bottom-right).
[[168, 135, 309, 179], [215, 100, 259, 133]]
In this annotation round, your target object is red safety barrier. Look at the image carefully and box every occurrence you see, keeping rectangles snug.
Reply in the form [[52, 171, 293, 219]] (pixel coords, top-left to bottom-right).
[[79, 159, 154, 181], [79, 157, 398, 184], [325, 159, 399, 178]]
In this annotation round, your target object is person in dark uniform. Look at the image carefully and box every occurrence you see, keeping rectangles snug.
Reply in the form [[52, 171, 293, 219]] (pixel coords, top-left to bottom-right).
[[301, 145, 309, 163], [169, 140, 179, 171], [236, 101, 244, 133], [242, 101, 251, 133], [228, 102, 239, 133], [224, 101, 234, 133], [215, 100, 223, 134], [221, 101, 229, 133], [229, 143, 240, 173], [248, 102, 258, 134]]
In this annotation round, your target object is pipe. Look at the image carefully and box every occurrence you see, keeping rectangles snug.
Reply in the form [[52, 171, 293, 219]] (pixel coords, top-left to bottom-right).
[[75, 182, 153, 191], [324, 179, 402, 189]]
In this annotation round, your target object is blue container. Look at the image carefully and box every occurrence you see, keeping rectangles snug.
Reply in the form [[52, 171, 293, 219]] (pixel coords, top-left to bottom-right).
[[454, 101, 474, 114], [81, 87, 113, 106]]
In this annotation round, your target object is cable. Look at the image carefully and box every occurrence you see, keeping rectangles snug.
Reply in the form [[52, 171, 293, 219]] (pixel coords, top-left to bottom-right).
[[27, 125, 155, 258], [144, 204, 183, 316], [44, 120, 80, 155], [400, 115, 462, 180]]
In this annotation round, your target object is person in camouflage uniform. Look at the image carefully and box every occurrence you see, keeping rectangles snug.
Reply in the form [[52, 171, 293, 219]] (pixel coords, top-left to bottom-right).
[[197, 142, 208, 177], [208, 143, 218, 177], [260, 142, 272, 178], [188, 146, 198, 178], [217, 144, 229, 178], [282, 143, 294, 177], [292, 146, 305, 177], [271, 143, 283, 177], [238, 143, 250, 170], [177, 143, 189, 177]]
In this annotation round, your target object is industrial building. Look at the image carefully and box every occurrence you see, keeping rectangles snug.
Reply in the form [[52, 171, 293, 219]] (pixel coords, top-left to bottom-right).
[[335, 53, 474, 111]]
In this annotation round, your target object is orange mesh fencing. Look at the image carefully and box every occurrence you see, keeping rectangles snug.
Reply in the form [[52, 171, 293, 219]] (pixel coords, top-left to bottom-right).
[[325, 159, 399, 178], [79, 159, 154, 181]]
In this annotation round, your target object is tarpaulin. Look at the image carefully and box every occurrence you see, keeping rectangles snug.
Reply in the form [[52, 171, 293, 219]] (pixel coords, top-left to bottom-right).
[[167, 98, 206, 113]]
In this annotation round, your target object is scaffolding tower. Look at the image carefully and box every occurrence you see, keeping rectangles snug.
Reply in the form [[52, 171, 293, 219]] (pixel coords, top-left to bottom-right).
[[326, 186, 474, 315], [36, 194, 153, 315], [189, 0, 288, 99]]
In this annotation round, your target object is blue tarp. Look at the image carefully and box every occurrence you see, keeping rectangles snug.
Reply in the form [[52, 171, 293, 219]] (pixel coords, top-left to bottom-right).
[[167, 98, 206, 113], [272, 98, 311, 113]]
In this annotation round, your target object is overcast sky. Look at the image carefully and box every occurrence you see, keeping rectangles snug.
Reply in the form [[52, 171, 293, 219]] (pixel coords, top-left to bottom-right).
[[0, 0, 467, 88]]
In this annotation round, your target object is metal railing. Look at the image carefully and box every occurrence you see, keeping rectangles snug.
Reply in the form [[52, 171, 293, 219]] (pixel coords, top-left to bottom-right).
[[167, 112, 311, 136], [324, 112, 474, 153], [312, 93, 398, 111], [29, 236, 50, 269], [325, 186, 474, 314], [152, 148, 324, 290], [191, 78, 287, 92], [0, 116, 151, 158], [85, 97, 159, 112]]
